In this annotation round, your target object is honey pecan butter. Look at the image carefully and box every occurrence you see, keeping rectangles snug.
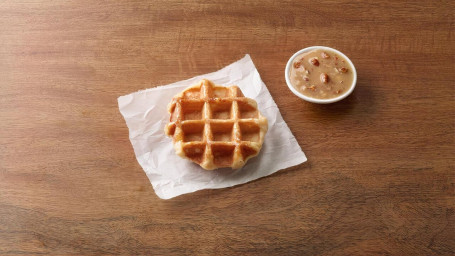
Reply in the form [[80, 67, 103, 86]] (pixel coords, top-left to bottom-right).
[[289, 49, 354, 99]]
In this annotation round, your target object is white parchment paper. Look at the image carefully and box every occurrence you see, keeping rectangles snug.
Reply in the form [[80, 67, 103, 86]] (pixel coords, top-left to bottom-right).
[[118, 54, 307, 199]]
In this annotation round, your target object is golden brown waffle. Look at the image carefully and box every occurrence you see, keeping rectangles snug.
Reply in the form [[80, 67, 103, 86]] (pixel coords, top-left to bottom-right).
[[164, 79, 268, 170]]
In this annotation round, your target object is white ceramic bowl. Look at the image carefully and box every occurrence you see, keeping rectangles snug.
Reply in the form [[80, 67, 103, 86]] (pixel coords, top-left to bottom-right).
[[285, 46, 357, 104]]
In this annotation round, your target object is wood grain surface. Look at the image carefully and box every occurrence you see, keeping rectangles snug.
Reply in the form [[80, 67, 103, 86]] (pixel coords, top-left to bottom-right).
[[1, 0, 454, 255]]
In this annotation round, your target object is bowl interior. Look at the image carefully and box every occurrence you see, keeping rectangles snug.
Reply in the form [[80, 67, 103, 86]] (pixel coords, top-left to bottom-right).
[[285, 46, 357, 104]]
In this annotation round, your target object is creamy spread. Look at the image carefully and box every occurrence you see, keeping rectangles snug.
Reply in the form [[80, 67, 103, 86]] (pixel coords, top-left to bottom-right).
[[289, 49, 354, 99]]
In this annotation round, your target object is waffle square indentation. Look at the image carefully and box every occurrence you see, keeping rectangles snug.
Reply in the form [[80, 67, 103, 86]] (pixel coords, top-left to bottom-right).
[[240, 144, 258, 159], [239, 121, 260, 142], [211, 143, 235, 167], [211, 121, 234, 142], [181, 121, 204, 142], [210, 100, 233, 120], [213, 87, 229, 98], [183, 88, 202, 99], [238, 100, 258, 119], [181, 100, 204, 120], [183, 143, 206, 164]]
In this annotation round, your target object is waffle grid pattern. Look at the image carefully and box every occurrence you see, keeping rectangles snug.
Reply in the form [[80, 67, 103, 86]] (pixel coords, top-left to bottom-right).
[[165, 79, 268, 170]]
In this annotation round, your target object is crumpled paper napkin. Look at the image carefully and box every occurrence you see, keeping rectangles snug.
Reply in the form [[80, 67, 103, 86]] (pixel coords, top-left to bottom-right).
[[118, 54, 307, 199]]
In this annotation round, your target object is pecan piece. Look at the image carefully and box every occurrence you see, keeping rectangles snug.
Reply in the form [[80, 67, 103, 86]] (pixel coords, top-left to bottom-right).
[[293, 61, 301, 68], [309, 57, 319, 66], [320, 73, 329, 83]]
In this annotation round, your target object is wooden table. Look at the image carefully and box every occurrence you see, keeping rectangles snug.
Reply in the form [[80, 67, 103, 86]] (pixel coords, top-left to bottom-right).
[[1, 1, 454, 255]]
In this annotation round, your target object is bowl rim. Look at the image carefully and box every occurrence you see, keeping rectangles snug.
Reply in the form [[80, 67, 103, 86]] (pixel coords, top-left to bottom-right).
[[284, 46, 357, 104]]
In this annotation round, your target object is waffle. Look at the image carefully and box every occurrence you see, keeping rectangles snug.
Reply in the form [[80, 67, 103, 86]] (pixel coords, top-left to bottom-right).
[[164, 79, 268, 170]]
